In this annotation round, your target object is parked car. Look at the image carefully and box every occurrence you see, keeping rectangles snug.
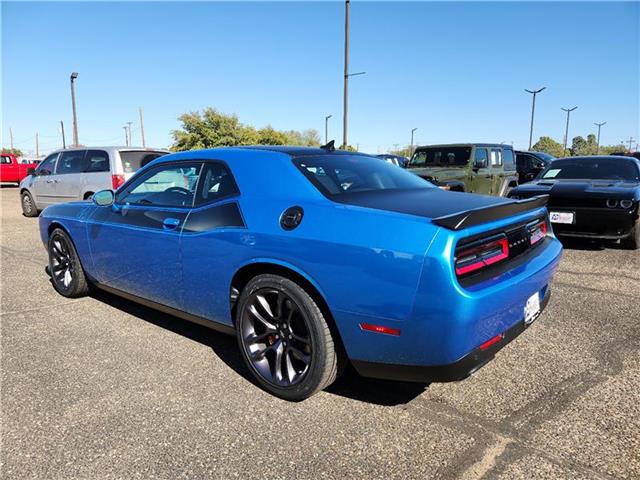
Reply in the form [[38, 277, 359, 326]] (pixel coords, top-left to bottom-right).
[[19, 146, 168, 217], [509, 156, 640, 249], [39, 146, 562, 400], [515, 151, 555, 184], [376, 154, 408, 167], [406, 143, 519, 196], [0, 153, 39, 185], [21, 158, 41, 165]]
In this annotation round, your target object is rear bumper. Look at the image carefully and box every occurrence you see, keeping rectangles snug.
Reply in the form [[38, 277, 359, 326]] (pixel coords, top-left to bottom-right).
[[353, 289, 551, 382]]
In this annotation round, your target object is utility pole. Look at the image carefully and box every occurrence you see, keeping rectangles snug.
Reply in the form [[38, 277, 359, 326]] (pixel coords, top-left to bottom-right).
[[341, 1, 365, 149], [594, 122, 606, 154], [139, 108, 146, 147], [9, 127, 13, 149], [525, 87, 546, 150], [60, 121, 66, 149], [126, 121, 133, 146], [410, 128, 418, 157], [70, 72, 79, 146], [561, 106, 578, 154], [623, 136, 635, 151], [35, 132, 39, 158], [324, 114, 332, 144], [123, 126, 129, 146]]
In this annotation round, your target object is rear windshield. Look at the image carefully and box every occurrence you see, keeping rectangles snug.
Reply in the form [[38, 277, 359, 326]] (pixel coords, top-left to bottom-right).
[[410, 147, 471, 167], [541, 158, 640, 181], [294, 155, 433, 197], [119, 150, 168, 174]]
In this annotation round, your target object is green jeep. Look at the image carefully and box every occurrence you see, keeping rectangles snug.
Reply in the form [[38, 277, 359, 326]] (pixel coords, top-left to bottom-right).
[[406, 143, 519, 196]]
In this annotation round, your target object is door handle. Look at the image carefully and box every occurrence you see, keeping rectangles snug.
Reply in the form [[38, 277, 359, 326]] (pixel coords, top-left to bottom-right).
[[163, 217, 181, 230], [46, 179, 56, 183]]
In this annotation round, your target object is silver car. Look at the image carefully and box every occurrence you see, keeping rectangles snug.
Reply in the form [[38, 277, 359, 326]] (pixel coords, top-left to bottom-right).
[[19, 146, 168, 216]]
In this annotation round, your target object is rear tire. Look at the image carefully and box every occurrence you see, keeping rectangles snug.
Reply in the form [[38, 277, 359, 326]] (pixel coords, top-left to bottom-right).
[[236, 274, 340, 401], [621, 223, 639, 250], [21, 191, 38, 217], [48, 228, 90, 298]]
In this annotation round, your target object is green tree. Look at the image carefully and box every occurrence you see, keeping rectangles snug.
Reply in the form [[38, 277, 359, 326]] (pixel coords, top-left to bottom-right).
[[257, 126, 288, 145], [570, 134, 599, 156], [2, 148, 23, 157], [531, 136, 566, 157]]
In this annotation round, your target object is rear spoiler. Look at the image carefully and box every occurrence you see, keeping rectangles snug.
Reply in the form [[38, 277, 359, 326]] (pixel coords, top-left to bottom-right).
[[432, 195, 549, 231]]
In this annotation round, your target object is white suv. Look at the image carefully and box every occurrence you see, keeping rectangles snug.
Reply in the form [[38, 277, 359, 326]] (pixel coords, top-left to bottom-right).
[[19, 146, 168, 216]]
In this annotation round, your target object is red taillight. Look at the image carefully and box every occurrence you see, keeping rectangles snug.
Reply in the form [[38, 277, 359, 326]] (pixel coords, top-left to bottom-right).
[[528, 219, 548, 246], [455, 235, 510, 277], [111, 174, 125, 190], [479, 333, 503, 351], [359, 322, 401, 336]]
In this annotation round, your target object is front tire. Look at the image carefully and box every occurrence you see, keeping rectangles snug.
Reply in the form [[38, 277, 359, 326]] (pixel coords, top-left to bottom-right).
[[236, 274, 340, 401], [21, 191, 38, 217], [621, 223, 639, 250], [48, 228, 90, 298]]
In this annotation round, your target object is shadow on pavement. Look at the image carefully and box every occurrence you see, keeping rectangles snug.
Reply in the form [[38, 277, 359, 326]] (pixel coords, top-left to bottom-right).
[[91, 288, 427, 406], [558, 237, 627, 251]]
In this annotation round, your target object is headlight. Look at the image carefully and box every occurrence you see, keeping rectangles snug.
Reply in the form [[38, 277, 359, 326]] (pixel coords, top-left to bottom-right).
[[620, 199, 633, 209], [606, 199, 618, 208]]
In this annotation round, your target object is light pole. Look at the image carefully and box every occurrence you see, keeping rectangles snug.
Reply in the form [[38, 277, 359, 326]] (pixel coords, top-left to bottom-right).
[[123, 126, 129, 146], [594, 122, 606, 154], [139, 108, 146, 148], [70, 72, 79, 146], [561, 106, 578, 154], [410, 128, 418, 157], [59, 120, 66, 149], [525, 87, 546, 150], [126, 121, 133, 146], [342, 0, 365, 148], [324, 114, 332, 144]]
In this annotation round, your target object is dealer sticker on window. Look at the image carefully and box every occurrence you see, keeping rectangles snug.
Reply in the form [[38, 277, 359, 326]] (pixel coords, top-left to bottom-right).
[[550, 211, 574, 224], [524, 292, 541, 325]]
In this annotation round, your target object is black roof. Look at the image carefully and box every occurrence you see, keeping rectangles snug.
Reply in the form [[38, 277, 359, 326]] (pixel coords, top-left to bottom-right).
[[415, 143, 512, 149], [239, 145, 374, 158]]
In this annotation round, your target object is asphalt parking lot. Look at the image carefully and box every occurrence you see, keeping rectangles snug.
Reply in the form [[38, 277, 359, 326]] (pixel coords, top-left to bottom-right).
[[1, 186, 638, 480]]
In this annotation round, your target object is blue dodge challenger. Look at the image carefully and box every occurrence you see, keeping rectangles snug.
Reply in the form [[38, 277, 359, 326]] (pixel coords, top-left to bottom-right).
[[39, 146, 562, 400]]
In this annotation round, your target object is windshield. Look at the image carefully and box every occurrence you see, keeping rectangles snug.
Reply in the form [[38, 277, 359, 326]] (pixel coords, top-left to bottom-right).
[[293, 154, 433, 197], [540, 158, 640, 181], [409, 147, 471, 167], [119, 150, 168, 174]]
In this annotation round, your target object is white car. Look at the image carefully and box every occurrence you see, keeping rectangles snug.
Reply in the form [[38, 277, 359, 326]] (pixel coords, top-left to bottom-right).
[[19, 146, 168, 216]]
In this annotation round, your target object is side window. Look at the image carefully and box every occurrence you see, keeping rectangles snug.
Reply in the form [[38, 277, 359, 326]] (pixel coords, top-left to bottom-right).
[[84, 150, 110, 173], [474, 148, 488, 167], [490, 149, 503, 167], [1, 155, 12, 164], [503, 149, 515, 171], [117, 163, 202, 208], [57, 150, 86, 174], [37, 153, 58, 175], [195, 162, 240, 206]]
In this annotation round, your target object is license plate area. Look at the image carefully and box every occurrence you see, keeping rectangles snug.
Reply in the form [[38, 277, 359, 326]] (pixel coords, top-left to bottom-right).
[[524, 291, 541, 325], [550, 211, 575, 224]]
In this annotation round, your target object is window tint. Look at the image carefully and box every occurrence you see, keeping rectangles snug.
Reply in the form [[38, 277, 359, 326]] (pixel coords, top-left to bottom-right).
[[57, 150, 86, 174], [410, 147, 471, 167], [490, 149, 503, 167], [119, 150, 168, 173], [294, 154, 433, 197], [474, 148, 488, 165], [84, 150, 110, 173], [195, 162, 239, 206], [503, 149, 515, 171], [541, 158, 640, 181], [1, 156, 11, 164], [37, 153, 58, 175], [117, 163, 201, 207]]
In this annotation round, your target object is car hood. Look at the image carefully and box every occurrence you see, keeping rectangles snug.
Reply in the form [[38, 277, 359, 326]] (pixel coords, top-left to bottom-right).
[[334, 188, 512, 220], [513, 179, 640, 199]]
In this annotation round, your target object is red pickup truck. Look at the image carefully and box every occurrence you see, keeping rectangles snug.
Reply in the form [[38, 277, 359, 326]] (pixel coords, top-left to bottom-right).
[[0, 153, 38, 184]]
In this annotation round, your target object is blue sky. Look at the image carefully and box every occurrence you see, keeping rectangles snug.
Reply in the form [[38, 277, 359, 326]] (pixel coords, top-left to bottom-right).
[[3, 1, 639, 156]]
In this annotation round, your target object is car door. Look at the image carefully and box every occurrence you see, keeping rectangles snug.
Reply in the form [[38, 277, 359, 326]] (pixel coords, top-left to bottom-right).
[[53, 149, 87, 202], [471, 148, 492, 194], [489, 148, 504, 195], [87, 162, 203, 309], [0, 155, 17, 181], [30, 153, 60, 208]]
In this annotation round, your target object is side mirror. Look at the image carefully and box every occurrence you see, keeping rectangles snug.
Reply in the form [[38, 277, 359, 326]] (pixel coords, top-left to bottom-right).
[[524, 172, 536, 181], [27, 167, 36, 176], [473, 158, 487, 169], [93, 189, 114, 207]]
